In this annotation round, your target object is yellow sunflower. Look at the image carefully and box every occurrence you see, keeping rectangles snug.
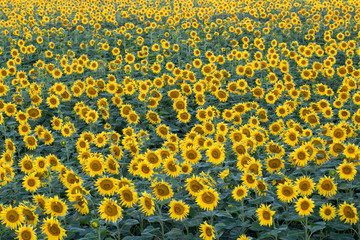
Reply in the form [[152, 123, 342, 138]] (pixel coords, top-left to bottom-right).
[[169, 200, 190, 221], [339, 202, 359, 224], [277, 182, 298, 203], [196, 188, 219, 211], [16, 225, 37, 240], [199, 221, 215, 240], [232, 185, 248, 201], [41, 217, 67, 240], [256, 204, 275, 226], [118, 186, 138, 208], [295, 176, 315, 196], [152, 180, 173, 201], [317, 176, 337, 198], [295, 197, 314, 216], [98, 198, 123, 223], [139, 192, 155, 216], [206, 144, 225, 165], [23, 174, 40, 192], [319, 203, 336, 221], [337, 160, 357, 181], [95, 177, 117, 196], [0, 205, 24, 229], [45, 195, 68, 217]]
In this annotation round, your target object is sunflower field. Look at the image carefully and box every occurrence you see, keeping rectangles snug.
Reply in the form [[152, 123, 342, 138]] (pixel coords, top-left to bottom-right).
[[0, 0, 360, 239]]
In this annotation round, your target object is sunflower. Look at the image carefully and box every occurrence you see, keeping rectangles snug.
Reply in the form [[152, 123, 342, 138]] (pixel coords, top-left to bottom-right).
[[277, 182, 298, 203], [196, 188, 219, 211], [137, 161, 154, 179], [16, 225, 37, 240], [339, 202, 359, 224], [319, 203, 336, 221], [24, 135, 38, 150], [152, 180, 173, 201], [295, 197, 314, 216], [47, 95, 60, 108], [85, 156, 105, 177], [265, 157, 284, 173], [45, 196, 68, 217], [331, 126, 347, 142], [182, 146, 202, 164], [186, 176, 205, 196], [246, 159, 263, 176], [18, 123, 31, 136], [33, 194, 47, 211], [23, 174, 40, 192], [98, 198, 123, 223], [163, 157, 181, 177], [169, 200, 189, 221], [317, 176, 337, 198], [0, 205, 24, 229], [118, 186, 138, 208], [232, 185, 248, 201], [295, 176, 315, 196], [41, 217, 67, 240], [242, 173, 257, 189], [139, 192, 155, 216], [337, 160, 357, 181], [256, 204, 275, 226], [206, 144, 225, 165], [284, 128, 299, 147], [95, 177, 117, 196], [70, 194, 89, 215], [199, 221, 215, 240], [290, 146, 309, 167], [145, 150, 162, 168]]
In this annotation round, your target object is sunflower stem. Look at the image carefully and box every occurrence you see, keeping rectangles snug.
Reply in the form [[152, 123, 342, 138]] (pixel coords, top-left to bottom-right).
[[305, 216, 308, 240], [273, 221, 278, 240], [97, 227, 101, 240], [241, 200, 245, 227], [117, 221, 121, 240], [156, 203, 165, 240]]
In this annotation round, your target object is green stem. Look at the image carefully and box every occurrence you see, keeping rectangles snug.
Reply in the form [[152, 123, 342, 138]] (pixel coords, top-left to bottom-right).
[[305, 216, 308, 240], [156, 203, 165, 240], [274, 221, 278, 240], [98, 228, 101, 240], [117, 221, 121, 240]]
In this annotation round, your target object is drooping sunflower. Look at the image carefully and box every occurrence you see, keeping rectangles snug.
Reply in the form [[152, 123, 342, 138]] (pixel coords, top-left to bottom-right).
[[45, 195, 68, 217], [337, 160, 357, 181], [0, 205, 24, 229], [295, 197, 314, 216], [98, 198, 123, 223], [139, 192, 155, 216], [319, 203, 336, 221], [277, 182, 298, 203], [41, 217, 67, 240], [232, 185, 248, 201], [317, 176, 337, 198], [199, 221, 215, 240], [186, 176, 205, 196], [256, 204, 275, 226], [95, 177, 117, 196], [196, 188, 219, 211], [152, 180, 173, 201], [339, 202, 359, 224], [169, 200, 190, 221], [16, 225, 37, 240]]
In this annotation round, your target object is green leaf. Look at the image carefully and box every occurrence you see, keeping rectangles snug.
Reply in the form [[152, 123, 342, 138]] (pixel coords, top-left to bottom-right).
[[165, 228, 183, 238], [124, 219, 139, 226]]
